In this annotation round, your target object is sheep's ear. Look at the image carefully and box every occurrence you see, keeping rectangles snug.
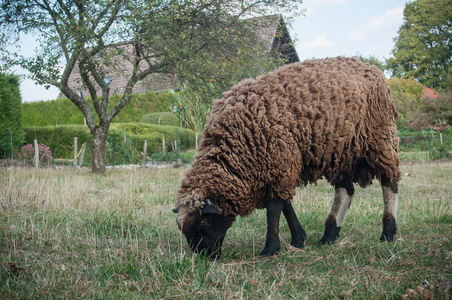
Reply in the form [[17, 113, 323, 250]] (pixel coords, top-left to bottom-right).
[[201, 199, 219, 215], [172, 208, 178, 213]]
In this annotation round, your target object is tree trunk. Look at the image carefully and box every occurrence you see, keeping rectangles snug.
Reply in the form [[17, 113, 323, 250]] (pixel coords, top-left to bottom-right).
[[91, 125, 109, 173]]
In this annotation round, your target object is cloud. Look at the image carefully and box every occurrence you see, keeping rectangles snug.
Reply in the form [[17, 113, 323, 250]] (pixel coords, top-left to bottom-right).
[[299, 37, 333, 51], [348, 7, 404, 41]]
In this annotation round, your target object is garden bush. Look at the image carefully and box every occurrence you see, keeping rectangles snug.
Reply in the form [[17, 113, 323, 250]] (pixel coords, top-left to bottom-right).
[[17, 143, 52, 165]]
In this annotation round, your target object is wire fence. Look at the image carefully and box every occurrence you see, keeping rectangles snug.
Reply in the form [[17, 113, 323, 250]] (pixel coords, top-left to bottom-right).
[[2, 126, 200, 169], [2, 126, 451, 169]]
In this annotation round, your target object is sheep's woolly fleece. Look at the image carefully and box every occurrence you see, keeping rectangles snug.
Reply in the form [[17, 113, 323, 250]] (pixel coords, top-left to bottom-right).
[[176, 56, 401, 218]]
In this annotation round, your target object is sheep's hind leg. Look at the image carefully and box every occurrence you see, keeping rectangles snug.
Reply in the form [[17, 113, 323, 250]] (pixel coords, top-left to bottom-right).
[[319, 178, 354, 244], [282, 202, 306, 249], [260, 198, 284, 256], [380, 175, 398, 242]]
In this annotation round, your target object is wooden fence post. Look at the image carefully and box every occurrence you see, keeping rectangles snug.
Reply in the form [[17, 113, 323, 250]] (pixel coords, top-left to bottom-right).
[[79, 142, 86, 167], [142, 140, 148, 168], [73, 137, 78, 168], [34, 139, 39, 168], [196, 132, 199, 154], [162, 133, 166, 155]]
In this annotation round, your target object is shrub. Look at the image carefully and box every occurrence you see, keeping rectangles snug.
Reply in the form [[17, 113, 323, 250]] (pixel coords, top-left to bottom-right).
[[170, 87, 212, 132], [18, 143, 52, 161], [424, 91, 452, 130], [0, 74, 24, 158]]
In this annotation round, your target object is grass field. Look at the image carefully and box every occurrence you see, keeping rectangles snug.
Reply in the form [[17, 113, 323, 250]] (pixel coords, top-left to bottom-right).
[[1, 162, 451, 299]]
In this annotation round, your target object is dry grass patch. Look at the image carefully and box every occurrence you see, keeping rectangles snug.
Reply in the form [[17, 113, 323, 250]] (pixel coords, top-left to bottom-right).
[[1, 162, 451, 299]]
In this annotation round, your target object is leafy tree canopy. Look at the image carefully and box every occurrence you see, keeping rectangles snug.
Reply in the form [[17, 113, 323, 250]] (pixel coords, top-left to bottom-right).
[[386, 0, 452, 92], [387, 77, 425, 127]]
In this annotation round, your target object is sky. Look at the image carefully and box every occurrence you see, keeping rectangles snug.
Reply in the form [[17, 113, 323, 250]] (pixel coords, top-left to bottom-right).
[[16, 0, 409, 103]]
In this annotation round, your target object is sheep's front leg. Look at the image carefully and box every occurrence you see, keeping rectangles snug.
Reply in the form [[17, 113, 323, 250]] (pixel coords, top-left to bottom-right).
[[282, 202, 306, 249], [260, 198, 284, 256], [380, 175, 398, 242], [319, 179, 354, 244]]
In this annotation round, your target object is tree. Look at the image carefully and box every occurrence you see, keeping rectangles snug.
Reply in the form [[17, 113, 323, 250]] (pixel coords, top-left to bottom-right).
[[386, 0, 452, 92], [0, 0, 303, 173], [387, 77, 425, 128]]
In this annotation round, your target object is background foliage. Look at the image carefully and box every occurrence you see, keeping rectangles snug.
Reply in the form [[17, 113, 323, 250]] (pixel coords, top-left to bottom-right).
[[23, 123, 197, 164], [170, 87, 212, 133], [140, 112, 180, 127], [387, 0, 452, 92], [387, 77, 426, 128], [0, 74, 24, 158], [22, 92, 174, 127]]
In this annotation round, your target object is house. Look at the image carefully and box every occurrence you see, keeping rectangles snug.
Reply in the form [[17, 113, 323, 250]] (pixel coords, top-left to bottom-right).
[[59, 15, 299, 98]]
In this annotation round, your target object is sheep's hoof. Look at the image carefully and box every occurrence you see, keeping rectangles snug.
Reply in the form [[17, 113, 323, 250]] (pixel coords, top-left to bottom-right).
[[379, 234, 394, 242], [290, 231, 307, 249], [318, 226, 341, 245], [380, 216, 397, 242], [259, 249, 280, 257], [259, 243, 280, 256], [290, 240, 305, 249], [318, 235, 338, 245]]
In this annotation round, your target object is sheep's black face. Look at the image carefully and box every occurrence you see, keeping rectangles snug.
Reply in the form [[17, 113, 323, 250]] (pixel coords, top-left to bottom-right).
[[183, 213, 234, 258], [174, 200, 235, 258]]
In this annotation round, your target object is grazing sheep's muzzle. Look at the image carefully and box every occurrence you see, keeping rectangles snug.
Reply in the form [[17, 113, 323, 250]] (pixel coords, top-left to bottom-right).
[[190, 236, 224, 258]]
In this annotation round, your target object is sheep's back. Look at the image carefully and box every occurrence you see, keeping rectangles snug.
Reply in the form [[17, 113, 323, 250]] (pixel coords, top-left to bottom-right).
[[184, 57, 400, 216]]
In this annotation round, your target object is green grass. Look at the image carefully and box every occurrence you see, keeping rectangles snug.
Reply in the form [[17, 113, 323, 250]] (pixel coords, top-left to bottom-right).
[[1, 162, 451, 299]]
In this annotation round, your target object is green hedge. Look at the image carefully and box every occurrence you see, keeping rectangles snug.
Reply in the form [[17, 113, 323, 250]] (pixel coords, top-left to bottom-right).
[[23, 123, 198, 164], [140, 112, 180, 126], [109, 122, 198, 154], [22, 92, 174, 126], [0, 75, 24, 157], [24, 125, 92, 160]]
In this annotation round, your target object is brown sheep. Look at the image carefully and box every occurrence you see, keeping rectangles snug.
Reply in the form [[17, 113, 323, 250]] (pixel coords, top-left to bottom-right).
[[173, 56, 401, 257]]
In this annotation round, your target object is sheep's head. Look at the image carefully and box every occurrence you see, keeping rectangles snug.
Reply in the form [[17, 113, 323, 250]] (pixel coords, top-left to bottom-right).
[[173, 199, 235, 258]]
